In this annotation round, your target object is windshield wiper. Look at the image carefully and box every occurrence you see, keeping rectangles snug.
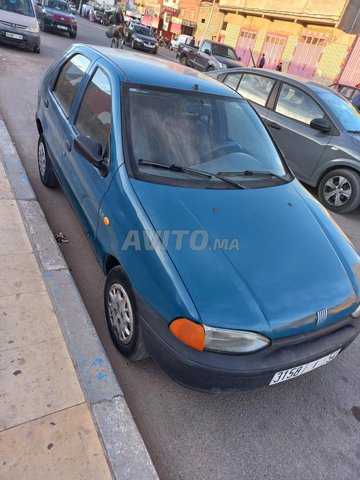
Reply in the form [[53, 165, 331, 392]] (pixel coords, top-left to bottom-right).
[[138, 160, 247, 189], [217, 170, 288, 183], [348, 130, 360, 134]]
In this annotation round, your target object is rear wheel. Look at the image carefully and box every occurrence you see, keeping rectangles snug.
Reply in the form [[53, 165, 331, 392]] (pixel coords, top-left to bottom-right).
[[206, 66, 214, 71], [38, 135, 58, 187], [318, 168, 360, 213], [104, 266, 148, 361], [180, 56, 187, 66], [33, 45, 40, 54], [131, 39, 135, 49]]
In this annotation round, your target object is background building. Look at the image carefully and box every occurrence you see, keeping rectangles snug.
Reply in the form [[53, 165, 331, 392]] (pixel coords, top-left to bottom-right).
[[197, 0, 360, 85]]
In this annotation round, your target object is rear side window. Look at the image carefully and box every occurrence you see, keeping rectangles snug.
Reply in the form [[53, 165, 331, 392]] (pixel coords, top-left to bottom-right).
[[75, 68, 112, 153], [237, 74, 275, 106], [53, 55, 91, 117], [223, 73, 241, 91], [275, 84, 324, 125]]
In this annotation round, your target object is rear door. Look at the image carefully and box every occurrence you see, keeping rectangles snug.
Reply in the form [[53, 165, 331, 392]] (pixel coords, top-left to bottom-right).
[[266, 82, 332, 181], [194, 40, 212, 71], [236, 72, 277, 120], [60, 60, 117, 247], [45, 53, 91, 182]]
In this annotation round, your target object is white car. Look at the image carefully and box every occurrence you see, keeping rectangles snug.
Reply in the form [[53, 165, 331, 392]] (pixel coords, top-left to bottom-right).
[[171, 34, 192, 50]]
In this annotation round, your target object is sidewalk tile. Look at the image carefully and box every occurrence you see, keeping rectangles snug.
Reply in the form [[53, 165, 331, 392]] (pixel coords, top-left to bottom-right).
[[0, 161, 13, 199], [0, 403, 112, 480], [0, 292, 63, 352], [0, 253, 46, 296], [0, 200, 32, 255], [0, 338, 84, 431]]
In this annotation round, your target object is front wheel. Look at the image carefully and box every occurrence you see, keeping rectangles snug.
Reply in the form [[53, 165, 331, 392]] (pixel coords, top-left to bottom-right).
[[38, 135, 58, 187], [318, 168, 360, 213], [180, 56, 187, 66], [131, 39, 135, 49], [206, 66, 214, 71], [69, 31, 77, 39], [104, 266, 148, 361]]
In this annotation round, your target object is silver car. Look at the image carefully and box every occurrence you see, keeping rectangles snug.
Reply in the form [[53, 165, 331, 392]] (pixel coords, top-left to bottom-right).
[[0, 0, 40, 53], [210, 68, 360, 214]]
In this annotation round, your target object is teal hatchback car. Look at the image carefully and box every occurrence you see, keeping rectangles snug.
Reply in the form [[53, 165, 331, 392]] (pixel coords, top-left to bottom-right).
[[36, 45, 360, 392]]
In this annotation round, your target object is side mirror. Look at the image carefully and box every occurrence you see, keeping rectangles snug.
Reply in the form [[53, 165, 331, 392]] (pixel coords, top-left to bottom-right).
[[74, 135, 108, 175], [310, 118, 331, 133], [204, 48, 211, 55]]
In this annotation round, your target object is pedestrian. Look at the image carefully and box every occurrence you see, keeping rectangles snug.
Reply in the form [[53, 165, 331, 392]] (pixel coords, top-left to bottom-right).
[[275, 62, 282, 72], [111, 8, 125, 49], [258, 53, 265, 68], [190, 36, 195, 47]]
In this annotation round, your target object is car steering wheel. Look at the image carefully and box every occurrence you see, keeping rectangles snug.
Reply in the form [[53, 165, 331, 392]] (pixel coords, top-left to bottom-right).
[[203, 141, 243, 160]]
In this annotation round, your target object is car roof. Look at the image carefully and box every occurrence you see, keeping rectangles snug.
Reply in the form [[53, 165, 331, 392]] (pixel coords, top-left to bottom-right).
[[81, 45, 240, 97]]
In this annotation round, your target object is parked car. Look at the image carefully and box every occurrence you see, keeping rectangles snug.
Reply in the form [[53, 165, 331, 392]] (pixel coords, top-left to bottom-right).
[[68, 1, 76, 15], [0, 0, 40, 53], [35, 0, 77, 38], [127, 24, 157, 53], [93, 9, 103, 24], [330, 83, 360, 112], [209, 68, 360, 213], [36, 45, 360, 392], [177, 39, 243, 71], [170, 33, 192, 51]]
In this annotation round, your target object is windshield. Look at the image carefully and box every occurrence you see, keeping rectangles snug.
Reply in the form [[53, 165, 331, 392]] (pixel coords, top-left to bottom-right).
[[318, 91, 360, 132], [134, 26, 151, 36], [127, 87, 290, 188], [0, 0, 34, 16], [44, 0, 70, 11], [212, 44, 237, 60]]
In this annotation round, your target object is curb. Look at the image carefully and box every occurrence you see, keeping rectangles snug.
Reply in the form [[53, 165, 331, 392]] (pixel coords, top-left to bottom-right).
[[0, 117, 159, 480]]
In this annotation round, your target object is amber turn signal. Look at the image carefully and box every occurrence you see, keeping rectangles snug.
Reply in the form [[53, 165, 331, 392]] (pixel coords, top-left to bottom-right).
[[170, 318, 205, 351]]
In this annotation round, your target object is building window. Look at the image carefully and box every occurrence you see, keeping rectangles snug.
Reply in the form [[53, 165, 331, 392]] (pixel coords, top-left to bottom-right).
[[180, 8, 185, 16], [222, 21, 227, 31], [201, 18, 205, 23], [190, 9, 195, 19]]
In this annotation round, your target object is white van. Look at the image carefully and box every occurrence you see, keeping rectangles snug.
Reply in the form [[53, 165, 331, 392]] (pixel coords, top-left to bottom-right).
[[0, 0, 40, 53], [170, 34, 192, 51]]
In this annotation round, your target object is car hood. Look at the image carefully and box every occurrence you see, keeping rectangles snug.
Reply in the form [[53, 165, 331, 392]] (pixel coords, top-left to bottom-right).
[[134, 33, 156, 42], [44, 8, 74, 19], [213, 55, 243, 68], [0, 9, 36, 26], [131, 179, 359, 338]]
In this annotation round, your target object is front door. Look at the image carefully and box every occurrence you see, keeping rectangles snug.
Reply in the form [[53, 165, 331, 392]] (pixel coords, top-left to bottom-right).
[[194, 40, 211, 71], [60, 63, 115, 247], [266, 82, 331, 181]]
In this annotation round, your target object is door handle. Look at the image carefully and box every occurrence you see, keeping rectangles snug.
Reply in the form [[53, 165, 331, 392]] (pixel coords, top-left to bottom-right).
[[267, 121, 281, 130], [65, 139, 72, 152], [44, 98, 49, 108]]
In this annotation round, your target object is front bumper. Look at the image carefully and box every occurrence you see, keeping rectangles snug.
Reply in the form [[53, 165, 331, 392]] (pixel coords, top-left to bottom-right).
[[0, 25, 40, 51], [138, 297, 360, 393], [43, 17, 77, 34], [133, 40, 157, 52]]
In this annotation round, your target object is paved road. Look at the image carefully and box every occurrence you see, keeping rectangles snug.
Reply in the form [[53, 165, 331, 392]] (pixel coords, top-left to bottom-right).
[[1, 17, 360, 480]]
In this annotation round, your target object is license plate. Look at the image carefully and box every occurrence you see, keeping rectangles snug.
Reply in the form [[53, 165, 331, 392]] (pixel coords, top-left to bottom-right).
[[270, 349, 341, 385], [57, 25, 68, 30], [5, 32, 23, 40]]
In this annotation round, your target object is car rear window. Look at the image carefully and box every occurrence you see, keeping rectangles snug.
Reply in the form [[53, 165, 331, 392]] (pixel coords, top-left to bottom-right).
[[53, 55, 91, 117]]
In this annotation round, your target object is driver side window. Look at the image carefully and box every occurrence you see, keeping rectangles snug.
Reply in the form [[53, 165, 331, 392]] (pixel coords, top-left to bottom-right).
[[75, 68, 112, 154]]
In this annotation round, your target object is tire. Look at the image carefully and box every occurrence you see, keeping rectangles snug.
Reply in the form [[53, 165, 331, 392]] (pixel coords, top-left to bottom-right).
[[33, 45, 40, 54], [153, 49, 158, 54], [69, 31, 77, 39], [180, 56, 187, 66], [318, 168, 360, 214], [131, 39, 135, 49], [104, 266, 149, 361], [37, 135, 58, 187], [207, 66, 214, 71]]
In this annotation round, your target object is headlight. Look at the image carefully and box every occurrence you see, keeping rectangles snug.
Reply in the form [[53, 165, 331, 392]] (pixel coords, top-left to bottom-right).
[[135, 37, 143, 43], [351, 304, 360, 318], [27, 23, 40, 33], [204, 325, 270, 353], [170, 318, 270, 353]]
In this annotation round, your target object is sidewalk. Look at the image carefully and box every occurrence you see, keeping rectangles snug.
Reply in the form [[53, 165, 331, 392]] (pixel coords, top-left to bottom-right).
[[0, 119, 158, 479]]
